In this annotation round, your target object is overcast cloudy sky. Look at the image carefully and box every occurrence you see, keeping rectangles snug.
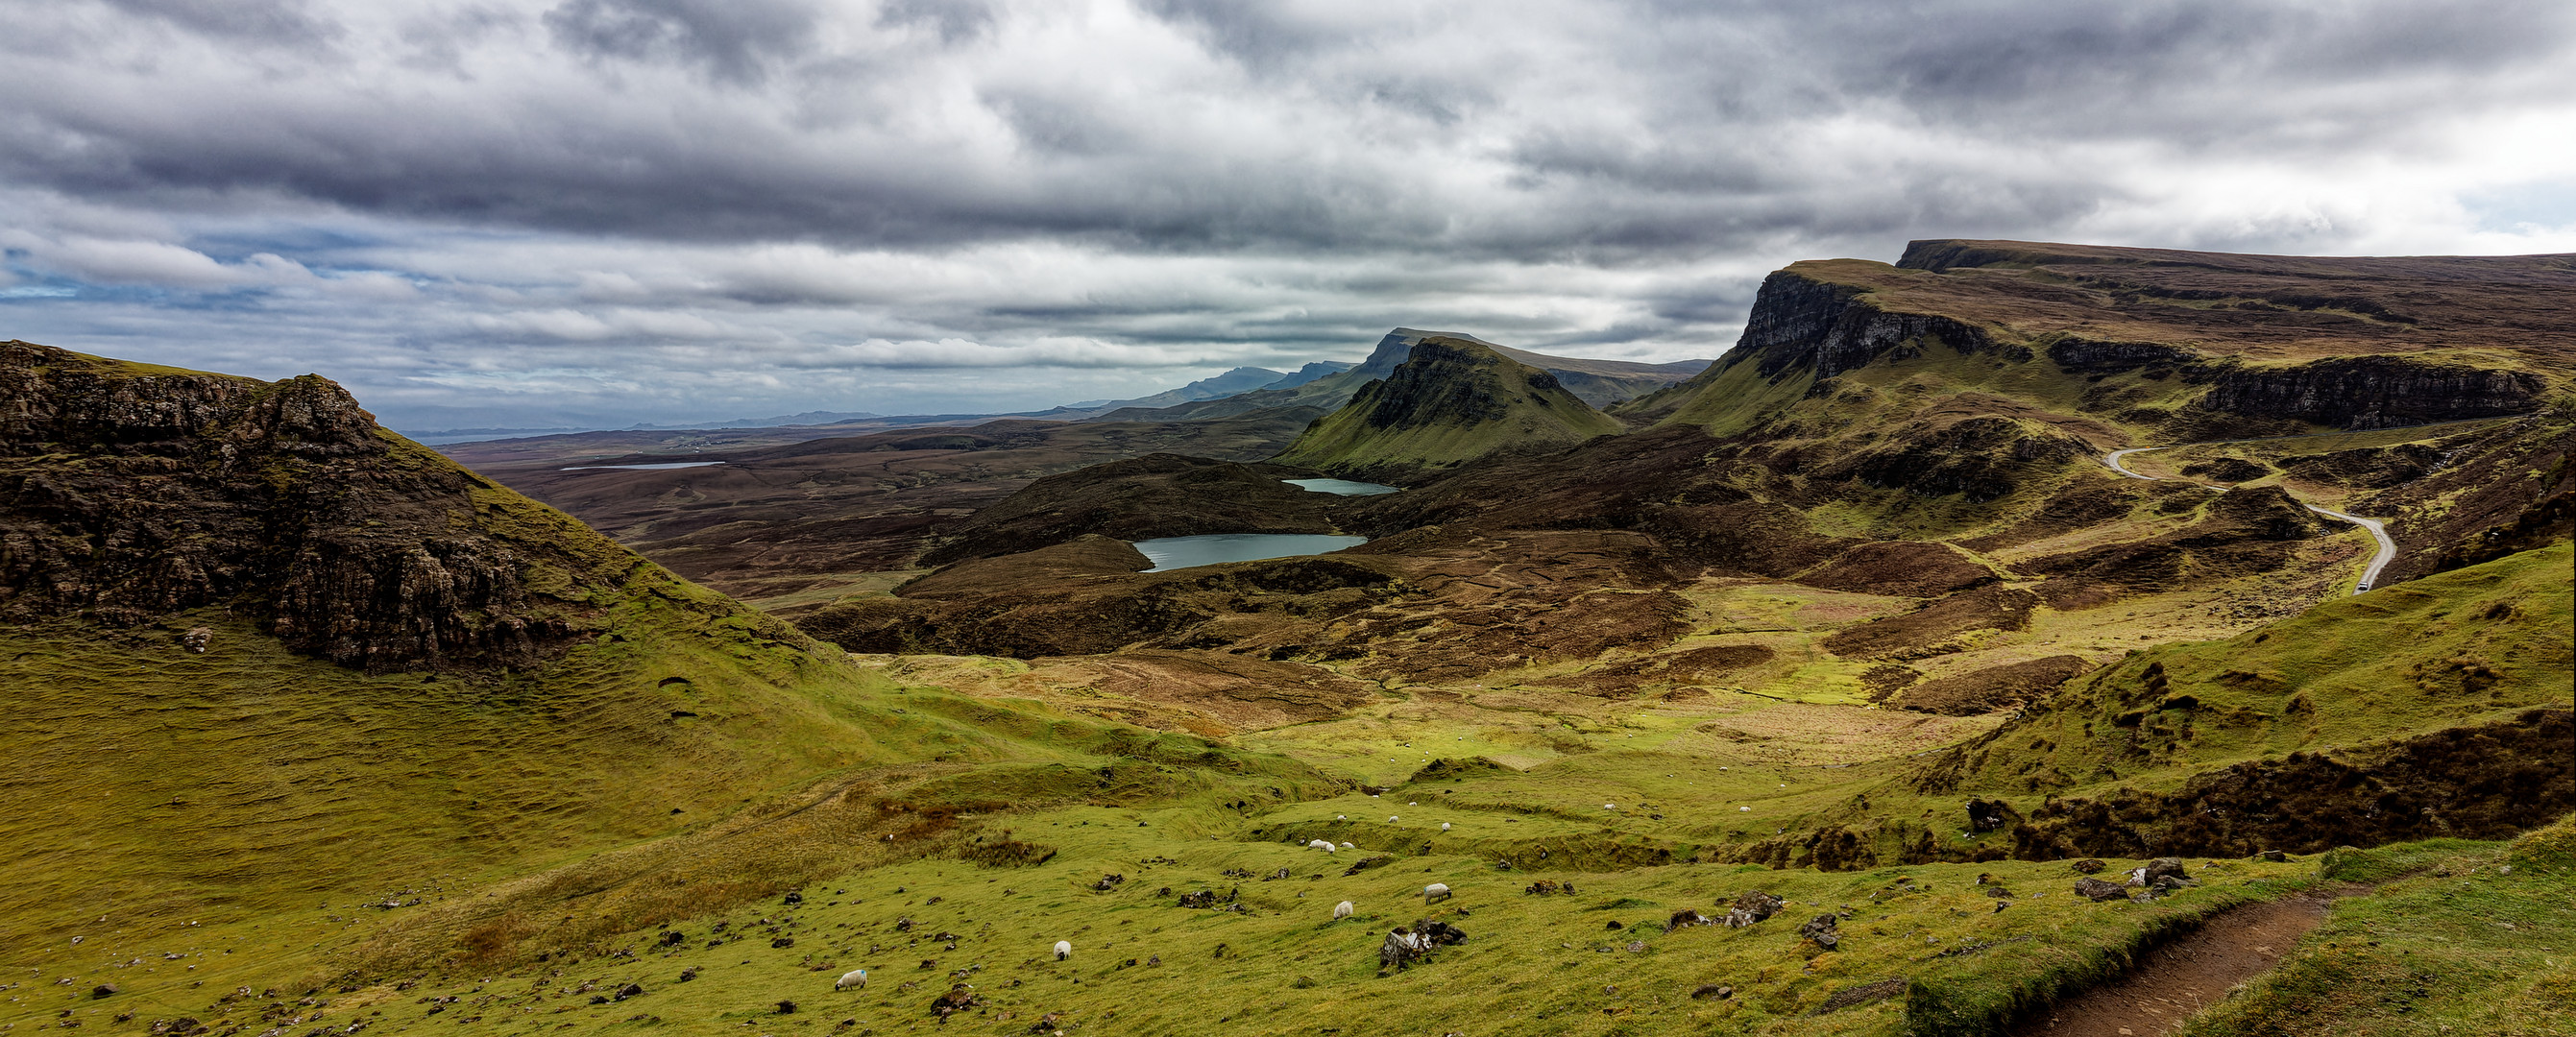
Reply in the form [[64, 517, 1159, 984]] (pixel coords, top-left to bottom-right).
[[4, 0, 2573, 430]]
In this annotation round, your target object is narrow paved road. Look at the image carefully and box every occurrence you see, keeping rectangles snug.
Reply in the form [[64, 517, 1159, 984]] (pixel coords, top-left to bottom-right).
[[2102, 445, 2396, 592]]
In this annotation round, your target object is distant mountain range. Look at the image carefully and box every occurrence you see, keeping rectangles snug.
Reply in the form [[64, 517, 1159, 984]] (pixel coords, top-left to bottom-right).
[[401, 409, 885, 444], [404, 334, 1706, 446]]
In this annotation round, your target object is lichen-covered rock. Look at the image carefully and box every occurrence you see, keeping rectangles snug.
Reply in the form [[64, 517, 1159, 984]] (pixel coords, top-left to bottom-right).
[[2075, 877, 2127, 902], [1722, 889, 1785, 928]]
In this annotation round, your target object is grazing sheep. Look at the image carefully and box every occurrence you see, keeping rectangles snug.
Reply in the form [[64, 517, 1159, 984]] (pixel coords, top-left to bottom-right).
[[1054, 940, 1072, 961], [1333, 901, 1354, 920], [1309, 839, 1337, 853], [1338, 841, 1354, 850], [1439, 822, 1451, 832], [834, 969, 867, 991], [1422, 882, 1452, 904]]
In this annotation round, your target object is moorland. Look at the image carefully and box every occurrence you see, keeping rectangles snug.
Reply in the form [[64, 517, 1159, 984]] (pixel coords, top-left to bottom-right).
[[4, 240, 2570, 1037]]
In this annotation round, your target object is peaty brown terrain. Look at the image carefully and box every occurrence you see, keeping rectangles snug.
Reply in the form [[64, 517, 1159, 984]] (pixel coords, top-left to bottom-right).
[[790, 242, 2569, 736], [443, 410, 1321, 601]]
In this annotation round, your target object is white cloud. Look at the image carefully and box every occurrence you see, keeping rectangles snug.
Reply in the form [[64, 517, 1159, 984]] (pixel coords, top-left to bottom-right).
[[0, 0, 2567, 430]]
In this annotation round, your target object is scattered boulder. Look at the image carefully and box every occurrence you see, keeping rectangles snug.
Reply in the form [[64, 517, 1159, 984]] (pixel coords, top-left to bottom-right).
[[928, 985, 983, 1020], [771, 936, 795, 949], [1722, 890, 1784, 928], [90, 985, 117, 999], [1343, 855, 1396, 877], [1176, 890, 1218, 909], [148, 1020, 203, 1036], [612, 984, 644, 1001], [180, 628, 211, 653], [1689, 984, 1734, 1001], [2072, 858, 2107, 874], [1665, 909, 1713, 932], [784, 892, 803, 906], [2075, 878, 2127, 902], [1376, 919, 1469, 973], [2259, 850, 2289, 862], [659, 930, 686, 947], [1796, 914, 1840, 953], [1966, 799, 2019, 832], [1090, 874, 1126, 891], [775, 1001, 797, 1015]]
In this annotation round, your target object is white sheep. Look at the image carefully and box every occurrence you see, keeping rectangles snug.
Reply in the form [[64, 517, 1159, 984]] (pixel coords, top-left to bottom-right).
[[1333, 901, 1354, 920], [1440, 822, 1451, 832], [1388, 815, 1400, 822], [834, 968, 867, 991], [1423, 882, 1452, 904], [1338, 841, 1354, 850], [1054, 940, 1073, 960], [1309, 839, 1336, 852]]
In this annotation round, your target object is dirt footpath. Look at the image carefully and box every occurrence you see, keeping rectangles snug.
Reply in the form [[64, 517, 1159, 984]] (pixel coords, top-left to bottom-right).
[[2011, 892, 2336, 1037]]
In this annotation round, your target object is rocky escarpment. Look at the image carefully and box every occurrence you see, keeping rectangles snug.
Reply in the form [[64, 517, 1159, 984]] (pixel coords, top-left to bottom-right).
[[2190, 355, 2543, 430], [0, 341, 644, 671], [1723, 270, 2020, 382]]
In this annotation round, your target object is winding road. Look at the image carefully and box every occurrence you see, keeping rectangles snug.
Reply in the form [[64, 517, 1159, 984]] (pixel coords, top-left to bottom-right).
[[2103, 445, 2397, 593]]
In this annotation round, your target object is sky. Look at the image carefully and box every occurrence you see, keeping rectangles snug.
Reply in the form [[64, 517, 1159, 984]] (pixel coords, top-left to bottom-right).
[[4, 0, 2573, 432]]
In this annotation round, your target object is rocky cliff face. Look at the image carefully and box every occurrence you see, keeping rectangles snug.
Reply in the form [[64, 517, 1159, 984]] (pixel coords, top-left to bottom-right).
[[1724, 270, 2021, 382], [2192, 355, 2542, 430], [0, 341, 639, 671]]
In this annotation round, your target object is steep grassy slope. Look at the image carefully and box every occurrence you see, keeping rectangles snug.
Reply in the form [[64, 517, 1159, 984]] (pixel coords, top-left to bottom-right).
[[1272, 337, 1624, 484], [0, 343, 1348, 1028]]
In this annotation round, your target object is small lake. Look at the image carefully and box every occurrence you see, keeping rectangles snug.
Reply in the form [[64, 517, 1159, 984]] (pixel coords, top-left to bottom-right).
[[1282, 478, 1401, 496], [560, 461, 727, 471], [1133, 534, 1368, 572]]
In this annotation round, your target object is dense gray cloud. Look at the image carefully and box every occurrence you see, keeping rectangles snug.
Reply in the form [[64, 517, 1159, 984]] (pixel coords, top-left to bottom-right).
[[1, 0, 2570, 431]]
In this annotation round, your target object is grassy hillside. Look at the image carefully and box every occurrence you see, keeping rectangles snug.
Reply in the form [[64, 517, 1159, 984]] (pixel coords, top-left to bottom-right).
[[2178, 815, 2576, 1037], [1937, 543, 2572, 800], [1273, 337, 1623, 485]]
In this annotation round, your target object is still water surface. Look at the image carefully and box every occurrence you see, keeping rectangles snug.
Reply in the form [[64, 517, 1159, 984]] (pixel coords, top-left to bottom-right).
[[1132, 533, 1368, 572], [1282, 478, 1400, 495], [560, 461, 727, 470]]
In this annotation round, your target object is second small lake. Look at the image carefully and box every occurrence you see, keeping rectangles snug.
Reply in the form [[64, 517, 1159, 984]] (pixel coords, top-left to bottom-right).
[[1282, 478, 1401, 495], [1132, 534, 1368, 572], [561, 461, 727, 471]]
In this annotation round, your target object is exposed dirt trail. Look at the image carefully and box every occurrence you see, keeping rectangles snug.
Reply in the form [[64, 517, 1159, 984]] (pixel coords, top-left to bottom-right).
[[2010, 892, 2337, 1037]]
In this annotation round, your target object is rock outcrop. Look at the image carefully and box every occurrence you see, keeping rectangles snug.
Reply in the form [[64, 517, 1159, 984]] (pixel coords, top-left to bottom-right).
[[1272, 337, 1624, 484], [0, 341, 645, 671], [2191, 355, 2542, 429]]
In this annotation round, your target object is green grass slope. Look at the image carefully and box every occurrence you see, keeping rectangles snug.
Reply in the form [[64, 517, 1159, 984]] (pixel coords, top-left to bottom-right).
[[0, 343, 1348, 1025], [2178, 815, 2576, 1037], [1273, 337, 1623, 485]]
